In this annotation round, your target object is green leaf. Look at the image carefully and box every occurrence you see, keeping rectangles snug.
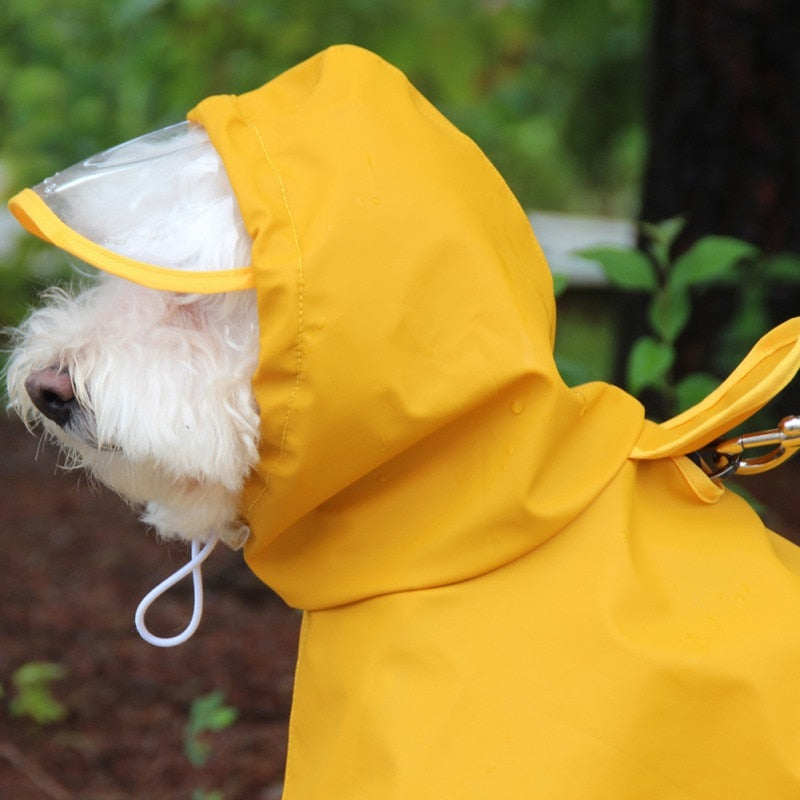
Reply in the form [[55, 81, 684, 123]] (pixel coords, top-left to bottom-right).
[[184, 691, 238, 767], [627, 336, 675, 396], [576, 246, 657, 291], [647, 286, 690, 344], [675, 372, 720, 413], [188, 691, 238, 732], [640, 216, 685, 269], [669, 236, 757, 290], [185, 737, 211, 768], [762, 253, 800, 284], [9, 662, 67, 726]]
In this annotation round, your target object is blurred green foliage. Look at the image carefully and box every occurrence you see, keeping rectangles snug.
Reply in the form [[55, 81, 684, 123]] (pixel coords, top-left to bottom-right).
[[579, 221, 760, 416], [1, 0, 648, 205], [0, 0, 650, 322], [5, 661, 68, 726], [569, 221, 800, 423], [184, 690, 237, 767]]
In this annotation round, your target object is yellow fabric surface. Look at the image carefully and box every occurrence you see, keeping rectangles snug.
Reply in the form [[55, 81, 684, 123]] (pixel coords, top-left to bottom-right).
[[289, 460, 800, 799], [188, 47, 800, 797], [11, 44, 800, 798]]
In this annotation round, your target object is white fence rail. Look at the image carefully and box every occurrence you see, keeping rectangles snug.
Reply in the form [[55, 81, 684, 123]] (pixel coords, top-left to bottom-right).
[[530, 211, 634, 287]]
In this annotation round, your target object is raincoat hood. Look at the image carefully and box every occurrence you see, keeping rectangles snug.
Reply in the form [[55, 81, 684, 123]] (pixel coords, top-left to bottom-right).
[[185, 45, 646, 609], [11, 45, 800, 799]]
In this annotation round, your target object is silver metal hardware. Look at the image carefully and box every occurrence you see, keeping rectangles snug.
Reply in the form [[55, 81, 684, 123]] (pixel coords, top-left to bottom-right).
[[698, 415, 800, 480]]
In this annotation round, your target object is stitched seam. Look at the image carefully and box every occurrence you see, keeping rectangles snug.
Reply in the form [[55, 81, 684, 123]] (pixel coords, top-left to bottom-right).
[[238, 99, 305, 494]]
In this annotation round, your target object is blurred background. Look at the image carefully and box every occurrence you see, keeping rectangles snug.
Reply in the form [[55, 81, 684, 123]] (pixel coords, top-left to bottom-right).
[[0, 0, 649, 324], [3, 2, 800, 798]]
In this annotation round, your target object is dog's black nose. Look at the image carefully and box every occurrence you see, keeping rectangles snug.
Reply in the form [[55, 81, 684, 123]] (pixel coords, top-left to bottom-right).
[[25, 368, 76, 428]]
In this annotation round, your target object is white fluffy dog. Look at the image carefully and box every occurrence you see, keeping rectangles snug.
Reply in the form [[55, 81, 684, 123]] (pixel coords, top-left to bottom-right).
[[6, 130, 260, 550]]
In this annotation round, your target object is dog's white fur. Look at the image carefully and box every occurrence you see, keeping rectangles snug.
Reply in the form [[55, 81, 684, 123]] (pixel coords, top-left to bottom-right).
[[6, 126, 261, 547]]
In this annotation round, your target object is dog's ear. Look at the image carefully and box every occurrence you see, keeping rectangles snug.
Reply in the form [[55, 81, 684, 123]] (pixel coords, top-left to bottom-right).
[[166, 292, 247, 339], [165, 294, 207, 326]]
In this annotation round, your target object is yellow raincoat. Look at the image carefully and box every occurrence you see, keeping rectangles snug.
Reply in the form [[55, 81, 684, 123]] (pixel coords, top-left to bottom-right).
[[11, 45, 800, 798]]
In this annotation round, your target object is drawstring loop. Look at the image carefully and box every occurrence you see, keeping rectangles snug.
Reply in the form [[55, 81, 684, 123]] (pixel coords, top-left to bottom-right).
[[134, 535, 219, 647]]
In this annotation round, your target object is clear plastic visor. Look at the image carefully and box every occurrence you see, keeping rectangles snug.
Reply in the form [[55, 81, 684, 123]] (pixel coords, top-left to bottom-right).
[[26, 121, 251, 275]]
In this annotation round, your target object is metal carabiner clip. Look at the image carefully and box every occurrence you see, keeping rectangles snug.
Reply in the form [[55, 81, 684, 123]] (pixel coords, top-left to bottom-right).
[[698, 415, 800, 480]]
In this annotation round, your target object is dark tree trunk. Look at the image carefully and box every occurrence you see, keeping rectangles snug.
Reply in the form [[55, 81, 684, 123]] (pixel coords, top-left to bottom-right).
[[640, 0, 800, 254]]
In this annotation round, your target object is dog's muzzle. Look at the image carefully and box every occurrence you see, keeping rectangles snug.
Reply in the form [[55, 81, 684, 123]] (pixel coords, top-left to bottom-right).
[[24, 368, 76, 428]]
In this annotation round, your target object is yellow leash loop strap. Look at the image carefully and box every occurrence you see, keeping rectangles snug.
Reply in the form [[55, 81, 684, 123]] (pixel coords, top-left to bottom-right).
[[632, 318, 800, 461]]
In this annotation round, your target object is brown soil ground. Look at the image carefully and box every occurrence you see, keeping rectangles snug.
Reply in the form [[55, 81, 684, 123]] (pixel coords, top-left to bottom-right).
[[1, 416, 799, 799], [0, 417, 299, 800]]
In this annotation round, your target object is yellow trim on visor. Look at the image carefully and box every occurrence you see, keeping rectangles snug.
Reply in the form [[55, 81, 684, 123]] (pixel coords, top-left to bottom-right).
[[8, 188, 255, 294]]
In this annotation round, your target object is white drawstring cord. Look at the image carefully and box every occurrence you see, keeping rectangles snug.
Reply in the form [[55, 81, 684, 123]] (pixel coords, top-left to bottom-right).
[[134, 535, 219, 647]]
